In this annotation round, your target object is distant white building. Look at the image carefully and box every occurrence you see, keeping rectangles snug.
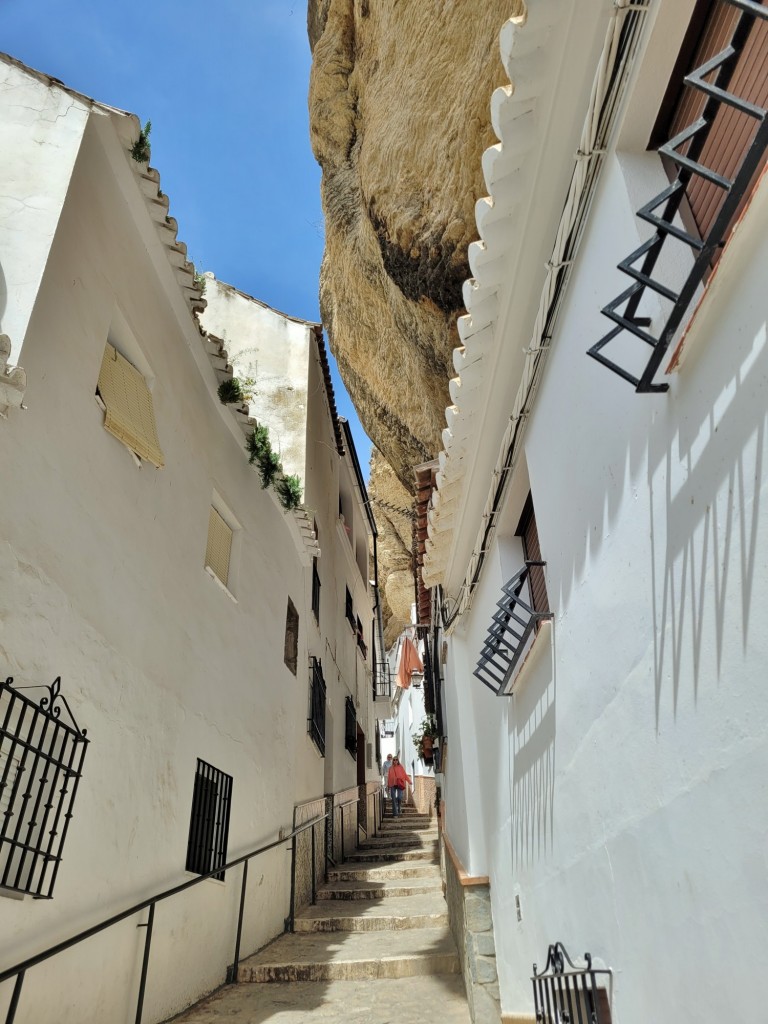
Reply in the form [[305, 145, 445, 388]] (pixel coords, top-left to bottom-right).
[[0, 53, 380, 1024], [421, 4, 768, 1024]]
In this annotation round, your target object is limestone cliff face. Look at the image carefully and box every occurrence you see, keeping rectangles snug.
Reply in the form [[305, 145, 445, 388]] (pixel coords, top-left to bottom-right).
[[368, 450, 415, 648], [308, 0, 522, 489]]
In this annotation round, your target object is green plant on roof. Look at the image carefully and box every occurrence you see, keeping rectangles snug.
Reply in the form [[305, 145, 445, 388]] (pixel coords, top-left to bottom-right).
[[245, 422, 282, 489], [275, 474, 302, 511], [131, 120, 152, 163], [193, 269, 207, 294], [217, 378, 244, 405]]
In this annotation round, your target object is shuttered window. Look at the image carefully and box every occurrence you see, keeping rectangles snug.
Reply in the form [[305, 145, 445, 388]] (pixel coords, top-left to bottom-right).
[[516, 495, 549, 616], [205, 507, 233, 587], [655, 0, 768, 241], [96, 343, 164, 467]]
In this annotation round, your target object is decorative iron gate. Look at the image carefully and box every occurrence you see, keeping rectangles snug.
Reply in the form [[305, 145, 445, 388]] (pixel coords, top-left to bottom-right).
[[0, 676, 88, 898], [532, 943, 612, 1024]]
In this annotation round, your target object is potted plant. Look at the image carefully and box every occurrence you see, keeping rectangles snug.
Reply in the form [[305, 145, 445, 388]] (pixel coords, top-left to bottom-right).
[[413, 714, 438, 765]]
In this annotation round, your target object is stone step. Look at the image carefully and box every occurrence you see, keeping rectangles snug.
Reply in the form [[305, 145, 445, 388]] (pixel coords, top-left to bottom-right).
[[328, 861, 440, 883], [352, 847, 438, 863], [294, 893, 449, 933], [174, 976, 471, 1023], [359, 837, 438, 851], [378, 827, 439, 838], [238, 926, 459, 982], [317, 876, 443, 900]]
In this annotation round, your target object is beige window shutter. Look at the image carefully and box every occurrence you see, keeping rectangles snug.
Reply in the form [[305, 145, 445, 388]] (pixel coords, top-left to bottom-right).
[[205, 507, 232, 587], [97, 343, 165, 468]]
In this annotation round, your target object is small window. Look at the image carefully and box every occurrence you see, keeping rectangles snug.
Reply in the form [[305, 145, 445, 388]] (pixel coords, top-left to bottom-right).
[[516, 495, 549, 615], [96, 343, 164, 467], [205, 507, 233, 588], [311, 558, 321, 623], [185, 759, 232, 881], [344, 696, 357, 758], [284, 598, 299, 675], [345, 587, 355, 631]]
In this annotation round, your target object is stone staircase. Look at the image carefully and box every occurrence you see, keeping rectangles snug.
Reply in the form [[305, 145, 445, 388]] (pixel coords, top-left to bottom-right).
[[174, 804, 471, 1023]]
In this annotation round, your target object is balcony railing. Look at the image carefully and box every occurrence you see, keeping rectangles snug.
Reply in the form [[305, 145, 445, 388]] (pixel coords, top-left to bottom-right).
[[308, 657, 326, 756], [588, 0, 768, 391], [473, 562, 552, 696], [532, 943, 612, 1024], [373, 661, 392, 701]]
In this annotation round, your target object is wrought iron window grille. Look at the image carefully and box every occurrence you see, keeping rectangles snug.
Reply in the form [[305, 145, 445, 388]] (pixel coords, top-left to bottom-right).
[[355, 616, 367, 658], [185, 759, 232, 882], [345, 587, 355, 631], [0, 676, 88, 899], [308, 657, 327, 756], [532, 943, 612, 1024], [311, 559, 321, 623], [588, 0, 768, 392], [344, 696, 357, 758], [473, 562, 553, 696]]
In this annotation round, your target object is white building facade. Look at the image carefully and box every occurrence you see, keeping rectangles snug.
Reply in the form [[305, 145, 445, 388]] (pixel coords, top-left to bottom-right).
[[422, 3, 768, 1023], [0, 55, 379, 1024]]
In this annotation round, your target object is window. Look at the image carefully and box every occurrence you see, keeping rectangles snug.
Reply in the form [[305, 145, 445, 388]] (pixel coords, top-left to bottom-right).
[[356, 615, 367, 659], [185, 759, 232, 881], [344, 696, 357, 758], [516, 495, 549, 615], [589, 0, 768, 391], [308, 657, 327, 756], [284, 598, 299, 675], [205, 507, 233, 588], [345, 587, 355, 631], [311, 559, 321, 623], [96, 343, 164, 467], [0, 676, 88, 898], [653, 0, 768, 243]]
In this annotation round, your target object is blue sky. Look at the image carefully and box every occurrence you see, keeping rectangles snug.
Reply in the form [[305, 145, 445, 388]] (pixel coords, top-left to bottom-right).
[[0, 0, 373, 472]]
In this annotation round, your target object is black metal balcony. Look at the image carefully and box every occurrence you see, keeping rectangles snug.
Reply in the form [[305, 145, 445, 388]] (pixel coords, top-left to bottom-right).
[[344, 696, 357, 758], [308, 657, 326, 756], [373, 661, 392, 701], [532, 943, 612, 1024], [473, 562, 552, 696], [588, 0, 768, 391]]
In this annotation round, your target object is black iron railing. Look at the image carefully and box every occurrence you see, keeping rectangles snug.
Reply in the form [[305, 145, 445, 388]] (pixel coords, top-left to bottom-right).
[[0, 676, 88, 899], [473, 562, 552, 696], [532, 943, 612, 1024], [0, 810, 329, 1024], [311, 559, 321, 622], [185, 758, 232, 882], [344, 696, 357, 758], [373, 661, 392, 701], [588, 0, 768, 391], [308, 657, 326, 756]]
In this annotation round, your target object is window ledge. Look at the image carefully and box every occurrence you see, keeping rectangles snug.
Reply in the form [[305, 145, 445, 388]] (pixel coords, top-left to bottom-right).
[[506, 617, 552, 695], [204, 565, 238, 603], [184, 870, 226, 887]]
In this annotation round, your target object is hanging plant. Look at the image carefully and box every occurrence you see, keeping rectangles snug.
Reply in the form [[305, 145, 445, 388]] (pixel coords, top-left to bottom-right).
[[218, 378, 244, 405], [275, 474, 302, 511], [245, 423, 282, 489], [412, 714, 438, 763], [131, 120, 152, 162]]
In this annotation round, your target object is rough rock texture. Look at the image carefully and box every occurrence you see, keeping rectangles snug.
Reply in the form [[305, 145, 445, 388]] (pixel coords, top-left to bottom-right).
[[308, 0, 523, 489], [368, 450, 415, 646]]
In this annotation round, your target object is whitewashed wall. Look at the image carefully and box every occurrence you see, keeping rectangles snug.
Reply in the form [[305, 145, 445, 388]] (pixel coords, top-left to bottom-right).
[[442, 130, 768, 1024], [0, 60, 91, 366], [0, 104, 314, 1023]]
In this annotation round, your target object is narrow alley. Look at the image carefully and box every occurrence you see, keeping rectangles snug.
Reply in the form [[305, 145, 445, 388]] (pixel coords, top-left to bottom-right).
[[174, 804, 470, 1024]]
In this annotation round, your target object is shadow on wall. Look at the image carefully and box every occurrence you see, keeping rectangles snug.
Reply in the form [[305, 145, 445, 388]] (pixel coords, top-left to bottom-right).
[[510, 641, 556, 871], [0, 259, 6, 336], [649, 314, 767, 725]]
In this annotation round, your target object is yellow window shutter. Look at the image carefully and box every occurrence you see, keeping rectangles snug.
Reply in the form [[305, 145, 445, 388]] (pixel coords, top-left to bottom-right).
[[97, 343, 165, 468], [205, 507, 232, 586]]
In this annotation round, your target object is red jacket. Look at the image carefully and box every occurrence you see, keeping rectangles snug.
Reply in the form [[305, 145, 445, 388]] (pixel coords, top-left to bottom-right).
[[387, 763, 411, 790]]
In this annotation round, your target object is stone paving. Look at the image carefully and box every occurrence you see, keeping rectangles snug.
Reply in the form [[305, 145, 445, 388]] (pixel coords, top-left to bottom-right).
[[172, 805, 470, 1023]]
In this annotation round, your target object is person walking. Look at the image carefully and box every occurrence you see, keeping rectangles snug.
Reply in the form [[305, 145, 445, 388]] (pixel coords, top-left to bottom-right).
[[387, 756, 411, 817], [381, 752, 394, 800]]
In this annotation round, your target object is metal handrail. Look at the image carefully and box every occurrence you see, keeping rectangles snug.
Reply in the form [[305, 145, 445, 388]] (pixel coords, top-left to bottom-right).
[[0, 810, 329, 1024]]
